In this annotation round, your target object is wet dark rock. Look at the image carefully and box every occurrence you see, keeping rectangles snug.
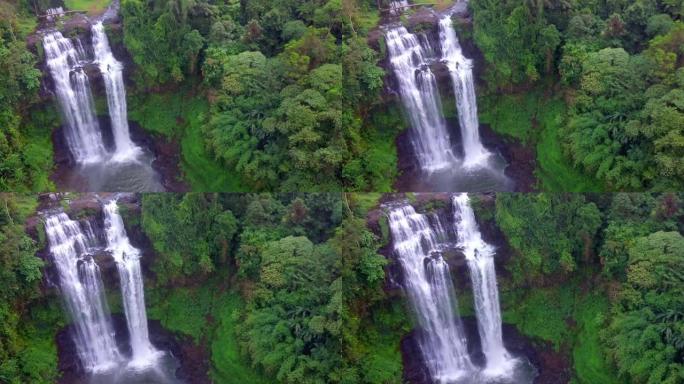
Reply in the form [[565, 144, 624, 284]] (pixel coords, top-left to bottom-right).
[[400, 316, 570, 384], [401, 329, 432, 384], [56, 315, 210, 384], [479, 124, 537, 193], [49, 117, 188, 192], [128, 121, 190, 192]]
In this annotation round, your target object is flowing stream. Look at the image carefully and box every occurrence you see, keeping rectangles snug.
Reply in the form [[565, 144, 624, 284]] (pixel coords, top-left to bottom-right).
[[42, 17, 163, 191], [43, 31, 108, 164], [45, 212, 121, 372], [387, 195, 538, 383], [439, 16, 490, 167], [103, 200, 159, 369], [92, 22, 141, 162], [388, 204, 475, 382], [452, 194, 516, 377], [385, 2, 512, 191], [385, 25, 458, 172], [45, 203, 181, 383]]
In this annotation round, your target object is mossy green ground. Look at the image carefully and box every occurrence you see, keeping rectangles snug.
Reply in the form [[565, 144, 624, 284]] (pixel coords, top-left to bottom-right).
[[359, 102, 406, 192], [478, 89, 603, 192], [11, 298, 65, 383], [146, 280, 266, 383], [128, 90, 245, 191], [19, 105, 58, 192], [501, 276, 621, 383], [209, 293, 269, 383], [63, 0, 111, 15], [354, 300, 409, 384]]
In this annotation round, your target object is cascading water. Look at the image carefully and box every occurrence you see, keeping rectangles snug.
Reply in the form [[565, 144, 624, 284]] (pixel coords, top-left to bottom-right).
[[92, 22, 140, 162], [389, 0, 409, 16], [42, 15, 165, 191], [43, 31, 108, 164], [439, 16, 489, 168], [388, 204, 474, 382], [452, 193, 515, 377], [103, 199, 158, 368], [385, 26, 458, 172], [44, 212, 121, 371]]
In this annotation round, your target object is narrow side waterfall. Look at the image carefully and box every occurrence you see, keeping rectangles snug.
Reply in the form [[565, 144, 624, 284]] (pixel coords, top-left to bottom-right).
[[92, 22, 140, 161], [439, 16, 490, 168], [103, 200, 158, 368], [43, 32, 107, 164], [452, 194, 515, 377], [45, 213, 121, 371], [388, 205, 474, 382], [385, 26, 457, 172], [389, 0, 409, 16]]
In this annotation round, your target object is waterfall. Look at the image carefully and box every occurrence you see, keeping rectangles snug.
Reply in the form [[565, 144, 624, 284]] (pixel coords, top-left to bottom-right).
[[439, 16, 490, 168], [92, 22, 140, 162], [45, 213, 121, 371], [43, 22, 140, 165], [452, 193, 515, 377], [43, 31, 108, 164], [385, 26, 458, 172], [388, 204, 474, 382], [389, 0, 409, 16], [103, 200, 159, 368]]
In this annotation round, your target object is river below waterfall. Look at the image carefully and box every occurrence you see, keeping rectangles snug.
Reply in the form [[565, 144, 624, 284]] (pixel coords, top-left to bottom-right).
[[386, 195, 537, 384], [41, 9, 165, 192], [55, 149, 165, 192], [83, 353, 182, 384], [396, 144, 513, 192]]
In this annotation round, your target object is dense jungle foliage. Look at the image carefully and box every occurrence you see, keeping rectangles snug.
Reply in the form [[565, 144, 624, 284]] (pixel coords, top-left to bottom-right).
[[120, 0, 388, 191], [0, 1, 53, 192], [1, 192, 683, 384], [3, 0, 684, 191], [467, 0, 684, 190], [0, 193, 60, 383], [490, 192, 684, 384]]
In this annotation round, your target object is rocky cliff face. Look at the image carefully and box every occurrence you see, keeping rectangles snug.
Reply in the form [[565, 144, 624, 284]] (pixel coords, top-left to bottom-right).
[[373, 193, 571, 384], [29, 193, 151, 293]]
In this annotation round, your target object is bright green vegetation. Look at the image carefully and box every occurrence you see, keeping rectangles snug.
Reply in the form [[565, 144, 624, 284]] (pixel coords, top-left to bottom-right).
[[606, 231, 684, 383], [479, 90, 603, 191], [348, 301, 408, 384], [128, 92, 185, 138], [495, 193, 602, 282], [492, 192, 684, 383], [180, 99, 246, 192], [119, 0, 388, 191], [348, 192, 383, 217], [0, 1, 53, 192], [352, 103, 405, 192], [573, 293, 621, 384], [63, 0, 112, 15], [146, 279, 269, 383], [210, 292, 269, 384], [139, 193, 391, 383], [502, 280, 621, 383], [479, 92, 541, 144], [502, 281, 577, 350], [0, 194, 59, 383], [147, 283, 215, 342], [129, 91, 245, 191], [471, 0, 684, 190], [4, 191, 684, 384]]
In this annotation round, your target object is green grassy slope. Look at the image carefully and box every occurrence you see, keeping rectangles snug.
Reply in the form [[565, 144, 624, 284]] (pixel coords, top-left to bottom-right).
[[479, 90, 603, 192], [128, 90, 245, 191]]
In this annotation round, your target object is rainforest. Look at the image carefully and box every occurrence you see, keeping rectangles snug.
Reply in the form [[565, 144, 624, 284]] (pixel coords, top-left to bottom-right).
[[2, 0, 684, 384], [1, 0, 682, 192], [0, 191, 683, 384]]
